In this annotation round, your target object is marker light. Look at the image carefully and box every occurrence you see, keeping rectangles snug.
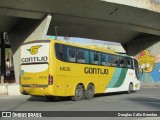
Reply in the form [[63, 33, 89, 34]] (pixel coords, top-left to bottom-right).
[[48, 74, 53, 85]]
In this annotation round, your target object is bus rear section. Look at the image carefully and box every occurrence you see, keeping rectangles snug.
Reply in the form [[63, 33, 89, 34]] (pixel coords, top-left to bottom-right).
[[20, 40, 54, 96]]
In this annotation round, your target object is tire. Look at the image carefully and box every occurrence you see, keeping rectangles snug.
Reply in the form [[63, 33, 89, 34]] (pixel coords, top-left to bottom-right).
[[71, 85, 84, 101], [84, 84, 94, 100], [127, 83, 133, 94]]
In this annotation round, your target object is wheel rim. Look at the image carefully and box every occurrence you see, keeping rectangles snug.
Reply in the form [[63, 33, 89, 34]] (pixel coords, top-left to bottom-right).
[[74, 86, 83, 100], [71, 85, 84, 101], [88, 88, 94, 97], [76, 89, 83, 98]]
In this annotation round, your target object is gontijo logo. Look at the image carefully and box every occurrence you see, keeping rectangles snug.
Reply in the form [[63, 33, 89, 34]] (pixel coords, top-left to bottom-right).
[[21, 45, 48, 63], [27, 45, 42, 55]]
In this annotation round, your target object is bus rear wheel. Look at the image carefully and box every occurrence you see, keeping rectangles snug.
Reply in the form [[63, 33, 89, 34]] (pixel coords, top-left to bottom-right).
[[71, 85, 84, 101], [84, 84, 94, 100]]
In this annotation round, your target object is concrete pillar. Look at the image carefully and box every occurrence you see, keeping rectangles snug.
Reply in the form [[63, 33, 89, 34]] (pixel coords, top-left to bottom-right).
[[126, 34, 160, 56], [0, 32, 6, 84], [8, 14, 52, 84]]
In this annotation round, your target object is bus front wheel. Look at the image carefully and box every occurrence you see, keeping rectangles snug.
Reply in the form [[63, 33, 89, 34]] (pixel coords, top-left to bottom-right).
[[84, 84, 94, 100], [71, 85, 84, 101], [127, 83, 133, 94]]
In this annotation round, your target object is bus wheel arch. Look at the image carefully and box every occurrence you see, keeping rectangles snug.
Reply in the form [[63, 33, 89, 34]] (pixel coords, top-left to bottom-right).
[[84, 83, 95, 100], [127, 82, 133, 94], [71, 83, 84, 101]]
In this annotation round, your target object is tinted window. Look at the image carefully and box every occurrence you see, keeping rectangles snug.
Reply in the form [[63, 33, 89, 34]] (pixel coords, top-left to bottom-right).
[[90, 51, 94, 64], [110, 55, 119, 67], [55, 43, 132, 69], [77, 49, 89, 63], [90, 51, 100, 65], [101, 53, 109, 66], [101, 54, 106, 65], [134, 59, 140, 79], [77, 49, 85, 63], [119, 57, 126, 68], [94, 52, 99, 64], [84, 50, 89, 63], [126, 58, 133, 69], [67, 47, 76, 62], [55, 44, 67, 61]]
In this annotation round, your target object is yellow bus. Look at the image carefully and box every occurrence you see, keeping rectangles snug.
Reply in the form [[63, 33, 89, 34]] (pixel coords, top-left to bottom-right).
[[20, 39, 140, 101]]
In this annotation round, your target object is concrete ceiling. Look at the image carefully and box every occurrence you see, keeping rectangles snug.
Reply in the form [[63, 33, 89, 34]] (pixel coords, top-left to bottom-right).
[[0, 0, 160, 43]]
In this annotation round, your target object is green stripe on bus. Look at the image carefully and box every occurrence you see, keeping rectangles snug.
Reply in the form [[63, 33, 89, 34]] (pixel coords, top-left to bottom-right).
[[107, 68, 122, 88], [114, 68, 128, 87]]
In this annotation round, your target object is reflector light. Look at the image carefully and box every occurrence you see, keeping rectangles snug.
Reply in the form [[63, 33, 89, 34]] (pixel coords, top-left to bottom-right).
[[48, 74, 53, 85]]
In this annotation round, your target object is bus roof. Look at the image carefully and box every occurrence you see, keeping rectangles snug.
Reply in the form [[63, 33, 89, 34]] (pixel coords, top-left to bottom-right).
[[53, 39, 118, 55]]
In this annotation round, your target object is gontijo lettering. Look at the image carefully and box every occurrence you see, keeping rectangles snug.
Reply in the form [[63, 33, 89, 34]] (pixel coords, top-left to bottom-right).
[[21, 56, 48, 63], [84, 67, 108, 74]]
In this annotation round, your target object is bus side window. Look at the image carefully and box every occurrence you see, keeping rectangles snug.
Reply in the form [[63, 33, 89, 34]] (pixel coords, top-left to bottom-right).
[[101, 54, 106, 65], [94, 52, 101, 65], [90, 51, 100, 65], [108, 55, 112, 66], [119, 57, 126, 68], [55, 43, 67, 61], [77, 49, 89, 64], [90, 51, 94, 64], [67, 47, 76, 62], [105, 54, 110, 66], [126, 58, 133, 69], [94, 52, 98, 64], [110, 55, 119, 67], [77, 49, 84, 63], [101, 53, 109, 66], [84, 50, 89, 64], [134, 59, 140, 78]]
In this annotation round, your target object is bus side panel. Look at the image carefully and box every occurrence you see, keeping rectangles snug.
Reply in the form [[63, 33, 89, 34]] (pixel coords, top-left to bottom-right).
[[105, 68, 140, 93], [55, 60, 115, 96], [53, 75, 66, 96]]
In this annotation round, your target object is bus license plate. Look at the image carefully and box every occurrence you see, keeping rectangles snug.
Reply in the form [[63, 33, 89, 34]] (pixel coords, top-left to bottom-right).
[[31, 84, 37, 88]]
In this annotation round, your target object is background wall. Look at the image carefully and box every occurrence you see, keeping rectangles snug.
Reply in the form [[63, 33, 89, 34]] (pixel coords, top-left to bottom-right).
[[127, 36, 160, 84]]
